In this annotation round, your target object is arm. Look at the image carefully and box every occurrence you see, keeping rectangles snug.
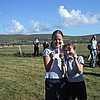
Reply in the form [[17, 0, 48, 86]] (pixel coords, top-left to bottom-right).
[[61, 60, 67, 74], [60, 53, 67, 74], [43, 52, 55, 72], [96, 41, 99, 51], [73, 52, 83, 74], [74, 57, 83, 74]]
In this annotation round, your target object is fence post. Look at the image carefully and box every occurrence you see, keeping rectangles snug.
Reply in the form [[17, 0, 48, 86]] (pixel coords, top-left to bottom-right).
[[18, 45, 22, 56]]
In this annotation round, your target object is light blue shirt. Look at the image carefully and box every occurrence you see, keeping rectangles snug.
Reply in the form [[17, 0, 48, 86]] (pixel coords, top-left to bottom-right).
[[42, 47, 66, 79], [66, 56, 84, 82]]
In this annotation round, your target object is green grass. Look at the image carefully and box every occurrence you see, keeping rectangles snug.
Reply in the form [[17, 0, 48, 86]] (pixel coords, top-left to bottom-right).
[[0, 45, 100, 100], [0, 56, 45, 100], [84, 67, 100, 99]]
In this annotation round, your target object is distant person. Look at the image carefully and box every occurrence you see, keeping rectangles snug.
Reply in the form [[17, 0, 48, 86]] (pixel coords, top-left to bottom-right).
[[97, 40, 100, 67], [42, 30, 67, 100], [89, 35, 97, 67], [43, 41, 49, 50], [63, 43, 87, 100], [33, 38, 40, 57]]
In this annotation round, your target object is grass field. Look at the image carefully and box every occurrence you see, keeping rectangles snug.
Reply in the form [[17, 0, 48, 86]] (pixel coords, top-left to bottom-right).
[[0, 44, 100, 100]]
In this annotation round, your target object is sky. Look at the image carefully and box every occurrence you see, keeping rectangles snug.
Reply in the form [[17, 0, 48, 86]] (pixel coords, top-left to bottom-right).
[[0, 0, 100, 36]]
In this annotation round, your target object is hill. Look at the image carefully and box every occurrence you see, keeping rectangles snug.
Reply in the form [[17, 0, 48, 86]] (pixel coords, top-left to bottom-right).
[[0, 33, 100, 45]]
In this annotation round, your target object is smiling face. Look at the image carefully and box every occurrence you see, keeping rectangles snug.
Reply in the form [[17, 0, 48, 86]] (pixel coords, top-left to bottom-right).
[[64, 44, 76, 59], [65, 45, 74, 54], [52, 33, 63, 49]]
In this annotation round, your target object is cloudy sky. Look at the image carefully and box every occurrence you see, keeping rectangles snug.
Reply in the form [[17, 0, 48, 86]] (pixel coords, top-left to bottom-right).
[[0, 0, 100, 36]]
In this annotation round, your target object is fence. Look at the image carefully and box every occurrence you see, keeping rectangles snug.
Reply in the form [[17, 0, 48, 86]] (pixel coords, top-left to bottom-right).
[[0, 44, 44, 57], [0, 43, 90, 56]]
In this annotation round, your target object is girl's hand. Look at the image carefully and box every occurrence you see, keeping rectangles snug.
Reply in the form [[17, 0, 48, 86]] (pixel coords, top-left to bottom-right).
[[59, 53, 64, 60], [72, 52, 77, 59], [50, 52, 56, 60]]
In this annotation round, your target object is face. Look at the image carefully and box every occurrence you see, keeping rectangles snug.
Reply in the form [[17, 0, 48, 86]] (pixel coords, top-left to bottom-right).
[[52, 33, 63, 49], [65, 45, 75, 55]]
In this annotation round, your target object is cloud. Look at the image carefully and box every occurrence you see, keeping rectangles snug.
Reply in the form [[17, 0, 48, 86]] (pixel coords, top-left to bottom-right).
[[8, 20, 51, 34], [9, 20, 26, 33], [31, 20, 51, 32], [58, 5, 100, 28]]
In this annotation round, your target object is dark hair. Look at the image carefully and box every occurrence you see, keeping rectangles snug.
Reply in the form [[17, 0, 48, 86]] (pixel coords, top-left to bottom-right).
[[63, 43, 76, 50], [90, 35, 96, 42], [52, 30, 64, 39], [50, 30, 64, 47]]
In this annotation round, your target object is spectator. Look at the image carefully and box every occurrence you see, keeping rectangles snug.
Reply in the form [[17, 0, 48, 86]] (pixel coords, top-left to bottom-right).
[[33, 38, 40, 57], [97, 40, 100, 67], [43, 41, 49, 50], [89, 35, 98, 67]]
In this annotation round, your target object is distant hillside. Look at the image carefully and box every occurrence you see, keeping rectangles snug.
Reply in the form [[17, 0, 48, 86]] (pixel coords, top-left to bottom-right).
[[64, 33, 100, 43], [0, 33, 100, 45]]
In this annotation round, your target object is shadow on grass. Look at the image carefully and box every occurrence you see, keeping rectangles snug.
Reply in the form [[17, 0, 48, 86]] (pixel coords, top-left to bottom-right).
[[84, 62, 90, 67], [83, 72, 100, 77]]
